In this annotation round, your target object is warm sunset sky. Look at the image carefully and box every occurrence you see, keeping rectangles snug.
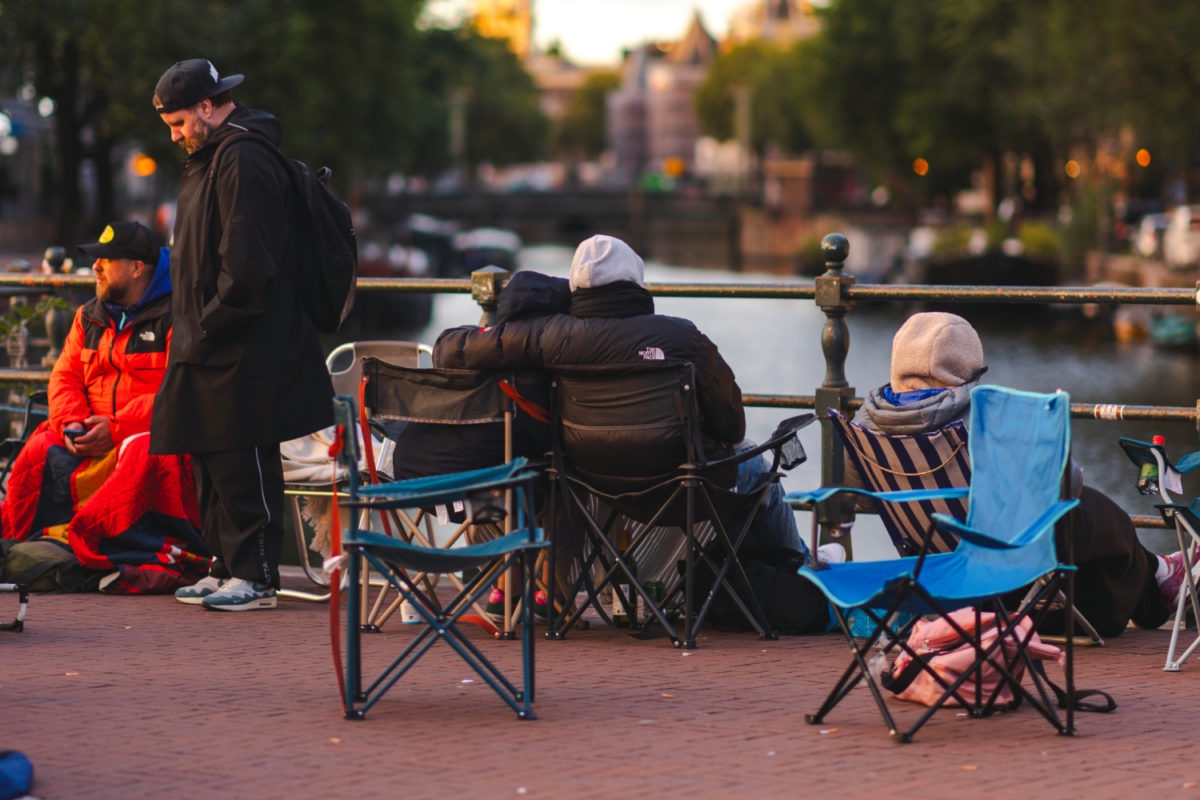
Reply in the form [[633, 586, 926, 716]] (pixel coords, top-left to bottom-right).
[[424, 1, 756, 66]]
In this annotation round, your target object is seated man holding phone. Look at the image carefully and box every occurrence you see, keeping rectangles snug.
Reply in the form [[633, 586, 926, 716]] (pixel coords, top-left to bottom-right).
[[0, 221, 209, 594]]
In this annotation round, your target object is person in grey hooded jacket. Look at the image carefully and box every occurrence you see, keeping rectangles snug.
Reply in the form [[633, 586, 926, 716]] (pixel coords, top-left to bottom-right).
[[856, 312, 1181, 636]]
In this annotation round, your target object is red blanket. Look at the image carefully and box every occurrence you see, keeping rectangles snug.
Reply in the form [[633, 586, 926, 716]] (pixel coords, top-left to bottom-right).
[[1, 424, 209, 593]]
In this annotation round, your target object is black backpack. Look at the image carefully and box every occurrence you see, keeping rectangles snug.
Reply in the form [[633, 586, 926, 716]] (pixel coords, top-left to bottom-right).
[[210, 131, 357, 333], [686, 544, 831, 635]]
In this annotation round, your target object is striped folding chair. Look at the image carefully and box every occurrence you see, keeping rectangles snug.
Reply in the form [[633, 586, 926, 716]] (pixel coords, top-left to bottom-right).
[[832, 409, 969, 557]]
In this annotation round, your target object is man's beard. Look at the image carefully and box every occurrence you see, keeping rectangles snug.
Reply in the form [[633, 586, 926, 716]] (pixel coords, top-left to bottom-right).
[[181, 116, 214, 154]]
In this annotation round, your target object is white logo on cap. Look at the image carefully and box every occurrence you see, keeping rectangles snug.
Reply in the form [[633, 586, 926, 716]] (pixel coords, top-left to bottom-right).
[[207, 61, 218, 82]]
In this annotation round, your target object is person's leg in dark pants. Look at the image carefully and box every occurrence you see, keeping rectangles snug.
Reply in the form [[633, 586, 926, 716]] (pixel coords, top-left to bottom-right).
[[1050, 486, 1159, 637], [191, 444, 285, 589]]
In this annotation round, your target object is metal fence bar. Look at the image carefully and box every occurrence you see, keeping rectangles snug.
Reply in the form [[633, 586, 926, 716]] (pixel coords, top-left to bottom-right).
[[0, 247, 1190, 540]]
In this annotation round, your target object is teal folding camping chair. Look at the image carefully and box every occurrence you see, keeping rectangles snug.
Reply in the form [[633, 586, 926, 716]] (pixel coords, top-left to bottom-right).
[[785, 386, 1087, 742], [1118, 436, 1200, 671], [330, 396, 548, 720]]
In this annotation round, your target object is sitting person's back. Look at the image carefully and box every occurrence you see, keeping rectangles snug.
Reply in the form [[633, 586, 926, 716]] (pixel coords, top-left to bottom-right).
[[854, 311, 1184, 636], [434, 234, 804, 555]]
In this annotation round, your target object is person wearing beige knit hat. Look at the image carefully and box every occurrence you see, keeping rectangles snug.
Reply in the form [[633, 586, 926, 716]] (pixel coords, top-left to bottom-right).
[[856, 312, 987, 435], [854, 311, 1179, 637]]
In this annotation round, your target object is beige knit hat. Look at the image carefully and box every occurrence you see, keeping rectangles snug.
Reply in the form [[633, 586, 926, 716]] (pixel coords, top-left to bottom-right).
[[890, 312, 985, 392]]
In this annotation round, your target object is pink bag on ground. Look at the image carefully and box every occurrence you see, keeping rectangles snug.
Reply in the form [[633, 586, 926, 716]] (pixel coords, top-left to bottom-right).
[[884, 607, 1064, 708]]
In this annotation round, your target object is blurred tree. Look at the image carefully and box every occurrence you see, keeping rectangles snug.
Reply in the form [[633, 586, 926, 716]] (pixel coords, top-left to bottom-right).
[[695, 41, 814, 157], [553, 70, 620, 161], [0, 0, 518, 237], [405, 26, 548, 186]]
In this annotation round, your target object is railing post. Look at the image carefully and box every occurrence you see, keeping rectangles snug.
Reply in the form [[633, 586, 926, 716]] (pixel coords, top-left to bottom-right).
[[470, 266, 510, 327], [813, 233, 857, 554]]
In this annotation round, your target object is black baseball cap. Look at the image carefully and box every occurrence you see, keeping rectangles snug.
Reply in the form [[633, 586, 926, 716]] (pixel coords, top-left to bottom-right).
[[77, 222, 161, 264], [153, 58, 244, 113]]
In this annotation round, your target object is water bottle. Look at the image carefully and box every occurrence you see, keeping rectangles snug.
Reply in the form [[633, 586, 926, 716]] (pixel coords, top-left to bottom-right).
[[1137, 434, 1165, 495], [612, 529, 637, 628]]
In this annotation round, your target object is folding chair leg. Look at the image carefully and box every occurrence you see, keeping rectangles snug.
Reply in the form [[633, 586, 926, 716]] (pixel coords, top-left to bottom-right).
[[347, 549, 537, 720], [0, 583, 27, 633], [1164, 527, 1200, 671], [802, 605, 906, 740]]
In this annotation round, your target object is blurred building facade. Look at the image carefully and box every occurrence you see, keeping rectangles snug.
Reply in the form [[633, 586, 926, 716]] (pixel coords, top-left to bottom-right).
[[727, 0, 821, 48], [607, 11, 718, 183]]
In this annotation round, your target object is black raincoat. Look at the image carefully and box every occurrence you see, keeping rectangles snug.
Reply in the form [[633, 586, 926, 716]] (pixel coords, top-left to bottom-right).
[[150, 104, 332, 454]]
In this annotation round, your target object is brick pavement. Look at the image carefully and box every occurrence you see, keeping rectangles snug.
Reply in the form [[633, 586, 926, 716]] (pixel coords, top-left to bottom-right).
[[4, 573, 1200, 800]]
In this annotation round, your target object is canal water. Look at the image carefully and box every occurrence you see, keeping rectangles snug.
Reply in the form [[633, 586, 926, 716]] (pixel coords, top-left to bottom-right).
[[397, 244, 1200, 560]]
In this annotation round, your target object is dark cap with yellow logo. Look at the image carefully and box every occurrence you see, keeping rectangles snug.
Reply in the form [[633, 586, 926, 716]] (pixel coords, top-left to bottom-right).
[[78, 222, 161, 264]]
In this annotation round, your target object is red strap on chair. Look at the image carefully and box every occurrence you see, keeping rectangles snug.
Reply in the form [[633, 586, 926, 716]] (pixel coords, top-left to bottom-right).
[[499, 379, 549, 423], [357, 375, 395, 538], [328, 423, 346, 703]]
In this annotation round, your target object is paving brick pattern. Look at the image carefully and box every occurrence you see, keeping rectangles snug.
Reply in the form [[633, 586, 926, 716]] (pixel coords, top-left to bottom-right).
[[4, 574, 1200, 800]]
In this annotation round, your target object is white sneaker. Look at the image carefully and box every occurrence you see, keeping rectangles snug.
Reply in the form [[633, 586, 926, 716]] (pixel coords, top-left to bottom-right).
[[201, 578, 277, 611], [175, 575, 225, 605], [816, 543, 847, 565]]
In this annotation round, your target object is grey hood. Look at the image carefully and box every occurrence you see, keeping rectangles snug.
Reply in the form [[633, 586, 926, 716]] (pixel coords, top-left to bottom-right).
[[854, 381, 976, 435]]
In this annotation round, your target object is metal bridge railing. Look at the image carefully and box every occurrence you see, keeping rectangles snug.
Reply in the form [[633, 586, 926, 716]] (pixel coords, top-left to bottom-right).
[[1, 234, 1192, 542]]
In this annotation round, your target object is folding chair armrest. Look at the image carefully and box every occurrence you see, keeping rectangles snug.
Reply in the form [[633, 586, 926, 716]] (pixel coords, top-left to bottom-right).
[[1120, 436, 1200, 475], [1156, 501, 1200, 531], [786, 485, 969, 508], [704, 413, 817, 474], [350, 458, 538, 509], [930, 498, 1078, 551]]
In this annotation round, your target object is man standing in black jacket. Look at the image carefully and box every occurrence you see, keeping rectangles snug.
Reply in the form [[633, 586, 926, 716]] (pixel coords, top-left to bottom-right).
[[149, 59, 333, 610]]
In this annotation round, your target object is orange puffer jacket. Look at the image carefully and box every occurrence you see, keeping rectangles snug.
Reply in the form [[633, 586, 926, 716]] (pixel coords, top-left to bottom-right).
[[48, 293, 172, 444]]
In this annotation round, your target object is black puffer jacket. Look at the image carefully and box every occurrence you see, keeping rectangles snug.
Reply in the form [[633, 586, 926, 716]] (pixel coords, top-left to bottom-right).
[[150, 104, 333, 454], [435, 275, 745, 460]]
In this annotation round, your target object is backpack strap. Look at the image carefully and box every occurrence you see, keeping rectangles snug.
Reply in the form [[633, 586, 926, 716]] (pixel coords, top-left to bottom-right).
[[1029, 660, 1117, 713]]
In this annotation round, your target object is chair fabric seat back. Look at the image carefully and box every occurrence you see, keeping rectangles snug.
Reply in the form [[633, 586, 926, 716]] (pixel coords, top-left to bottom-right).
[[361, 357, 551, 483], [832, 409, 969, 556], [547, 360, 810, 648], [962, 387, 1070, 571], [327, 340, 428, 397], [555, 361, 735, 524]]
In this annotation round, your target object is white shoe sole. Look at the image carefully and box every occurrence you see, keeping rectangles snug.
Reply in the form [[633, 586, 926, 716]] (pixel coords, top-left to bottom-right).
[[175, 594, 212, 606], [202, 595, 278, 611]]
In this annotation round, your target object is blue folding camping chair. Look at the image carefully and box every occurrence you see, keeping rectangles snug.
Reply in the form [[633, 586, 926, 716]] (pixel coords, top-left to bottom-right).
[[328, 396, 549, 721], [785, 386, 1088, 742]]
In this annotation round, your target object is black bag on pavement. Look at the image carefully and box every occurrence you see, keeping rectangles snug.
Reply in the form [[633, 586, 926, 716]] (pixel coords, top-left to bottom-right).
[[686, 544, 829, 635]]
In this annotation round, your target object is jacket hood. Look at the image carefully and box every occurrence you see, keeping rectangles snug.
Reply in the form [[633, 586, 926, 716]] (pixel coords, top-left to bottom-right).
[[140, 247, 174, 304], [102, 246, 173, 328], [856, 380, 977, 435], [186, 104, 283, 166], [219, 104, 283, 145]]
